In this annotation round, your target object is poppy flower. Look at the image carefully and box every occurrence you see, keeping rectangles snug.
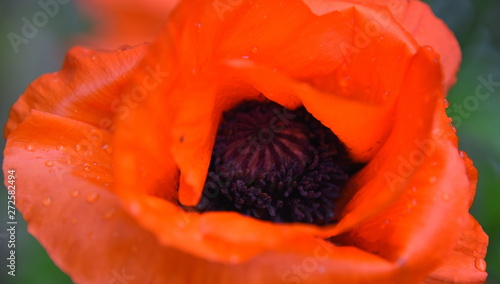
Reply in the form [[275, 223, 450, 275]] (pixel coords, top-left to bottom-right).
[[3, 0, 488, 283]]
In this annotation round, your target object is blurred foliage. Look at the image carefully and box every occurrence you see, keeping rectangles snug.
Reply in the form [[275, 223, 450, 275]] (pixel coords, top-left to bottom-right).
[[0, 0, 499, 283]]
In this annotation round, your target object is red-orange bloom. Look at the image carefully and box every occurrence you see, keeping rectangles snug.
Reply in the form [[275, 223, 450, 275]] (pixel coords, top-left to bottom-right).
[[3, 0, 488, 283]]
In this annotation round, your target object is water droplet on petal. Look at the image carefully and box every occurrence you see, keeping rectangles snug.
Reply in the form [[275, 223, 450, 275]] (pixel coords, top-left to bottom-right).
[[75, 144, 82, 151], [129, 202, 141, 215], [26, 145, 35, 152], [131, 245, 138, 253], [117, 44, 131, 52], [429, 176, 437, 184], [103, 208, 116, 220], [451, 126, 457, 133], [251, 46, 259, 53], [57, 145, 65, 151], [406, 199, 417, 210], [102, 144, 113, 154], [382, 91, 389, 101], [83, 166, 90, 172], [459, 151, 466, 158], [42, 197, 52, 207], [475, 258, 486, 272], [86, 193, 99, 203], [70, 190, 80, 198], [45, 160, 54, 167], [442, 193, 450, 201], [384, 219, 391, 224], [91, 55, 97, 61]]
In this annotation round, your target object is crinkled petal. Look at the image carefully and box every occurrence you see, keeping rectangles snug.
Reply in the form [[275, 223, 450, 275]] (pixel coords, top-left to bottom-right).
[[400, 0, 461, 90], [425, 215, 488, 283], [4, 45, 148, 137]]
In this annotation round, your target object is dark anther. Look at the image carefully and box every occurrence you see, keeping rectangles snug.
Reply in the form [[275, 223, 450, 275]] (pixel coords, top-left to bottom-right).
[[195, 100, 360, 225]]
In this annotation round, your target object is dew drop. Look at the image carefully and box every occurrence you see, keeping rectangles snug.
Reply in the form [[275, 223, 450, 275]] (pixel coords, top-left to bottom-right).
[[475, 258, 486, 272], [459, 151, 466, 158], [442, 193, 450, 201], [384, 219, 391, 224], [251, 46, 259, 53], [117, 44, 131, 52], [56, 145, 65, 151], [241, 55, 249, 59], [103, 208, 116, 219], [102, 144, 113, 154], [70, 190, 80, 198], [86, 192, 99, 203], [91, 55, 97, 61], [129, 202, 141, 215], [131, 245, 138, 253], [42, 197, 52, 207], [406, 199, 417, 210], [83, 166, 91, 172], [444, 99, 449, 108], [75, 144, 82, 151], [429, 176, 437, 184], [45, 160, 54, 167], [26, 145, 35, 152], [451, 126, 457, 133], [382, 91, 389, 101], [338, 75, 349, 88]]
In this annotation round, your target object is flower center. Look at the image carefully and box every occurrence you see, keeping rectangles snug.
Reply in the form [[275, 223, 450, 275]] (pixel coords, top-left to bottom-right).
[[195, 100, 358, 225]]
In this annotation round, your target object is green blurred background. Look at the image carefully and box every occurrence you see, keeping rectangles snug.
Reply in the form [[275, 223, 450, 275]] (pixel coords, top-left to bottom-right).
[[0, 0, 498, 283]]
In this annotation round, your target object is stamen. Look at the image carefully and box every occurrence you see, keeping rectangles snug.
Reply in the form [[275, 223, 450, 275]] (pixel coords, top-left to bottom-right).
[[195, 100, 359, 225]]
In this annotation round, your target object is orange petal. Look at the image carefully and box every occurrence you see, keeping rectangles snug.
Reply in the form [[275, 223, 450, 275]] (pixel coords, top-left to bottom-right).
[[4, 44, 148, 138], [303, 0, 461, 90], [399, 0, 461, 90], [331, 46, 444, 234], [331, 48, 478, 281], [425, 215, 488, 283]]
